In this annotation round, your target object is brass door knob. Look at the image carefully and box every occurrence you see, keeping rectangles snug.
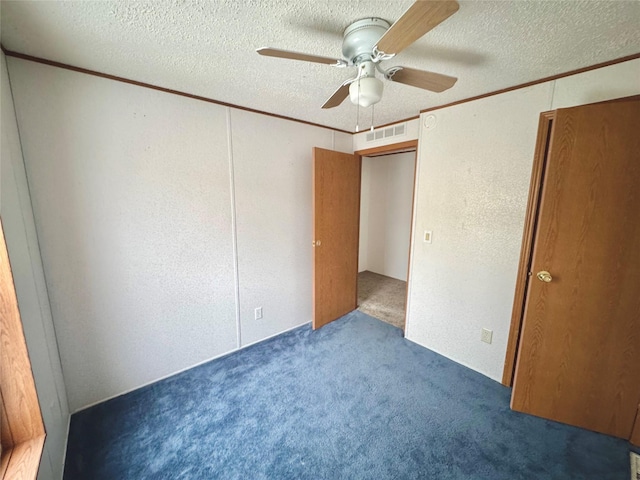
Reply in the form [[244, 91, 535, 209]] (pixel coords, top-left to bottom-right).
[[536, 271, 553, 283]]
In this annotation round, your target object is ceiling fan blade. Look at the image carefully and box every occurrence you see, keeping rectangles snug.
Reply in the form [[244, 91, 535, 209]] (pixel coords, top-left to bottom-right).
[[375, 0, 459, 55], [257, 47, 346, 66], [387, 66, 457, 92], [321, 80, 353, 109]]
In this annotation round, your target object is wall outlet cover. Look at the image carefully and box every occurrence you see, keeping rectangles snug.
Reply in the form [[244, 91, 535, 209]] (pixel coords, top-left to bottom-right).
[[254, 307, 263, 320], [481, 328, 493, 344]]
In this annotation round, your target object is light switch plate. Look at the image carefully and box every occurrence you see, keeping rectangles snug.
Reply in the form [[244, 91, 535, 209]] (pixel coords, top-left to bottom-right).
[[424, 230, 432, 243]]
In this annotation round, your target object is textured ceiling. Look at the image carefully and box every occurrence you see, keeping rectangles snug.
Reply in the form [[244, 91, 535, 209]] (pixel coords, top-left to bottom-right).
[[1, 1, 639, 132]]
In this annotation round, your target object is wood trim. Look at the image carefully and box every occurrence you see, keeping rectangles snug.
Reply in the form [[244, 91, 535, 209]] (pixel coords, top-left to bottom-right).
[[4, 47, 637, 136], [361, 149, 416, 158], [1, 436, 45, 480], [0, 48, 352, 135], [403, 152, 419, 331], [501, 111, 555, 386], [354, 156, 363, 311], [577, 93, 640, 108], [0, 219, 45, 479], [1, 435, 46, 480], [1, 391, 11, 447], [355, 140, 419, 157], [420, 53, 640, 115], [0, 449, 9, 479]]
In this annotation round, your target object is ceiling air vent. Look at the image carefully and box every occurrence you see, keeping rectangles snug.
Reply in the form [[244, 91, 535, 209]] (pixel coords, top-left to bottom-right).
[[365, 123, 407, 143]]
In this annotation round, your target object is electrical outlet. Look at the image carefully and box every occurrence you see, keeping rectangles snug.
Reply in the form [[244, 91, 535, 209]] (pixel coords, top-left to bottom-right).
[[424, 230, 432, 243], [254, 307, 263, 320], [481, 328, 493, 344]]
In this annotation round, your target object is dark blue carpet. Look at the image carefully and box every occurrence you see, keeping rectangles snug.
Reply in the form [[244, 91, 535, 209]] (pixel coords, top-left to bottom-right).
[[64, 311, 630, 479]]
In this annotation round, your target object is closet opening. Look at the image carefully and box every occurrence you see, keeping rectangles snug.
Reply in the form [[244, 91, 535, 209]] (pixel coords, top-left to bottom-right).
[[355, 140, 418, 332]]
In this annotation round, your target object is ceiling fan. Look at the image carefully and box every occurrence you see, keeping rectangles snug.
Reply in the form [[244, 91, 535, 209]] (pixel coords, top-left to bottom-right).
[[257, 0, 460, 109]]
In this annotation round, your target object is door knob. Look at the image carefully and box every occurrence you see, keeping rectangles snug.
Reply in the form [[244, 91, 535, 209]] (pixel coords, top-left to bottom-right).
[[536, 271, 553, 283]]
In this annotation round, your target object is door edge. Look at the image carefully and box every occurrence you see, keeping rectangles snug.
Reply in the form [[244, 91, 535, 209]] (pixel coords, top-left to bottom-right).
[[501, 111, 555, 386]]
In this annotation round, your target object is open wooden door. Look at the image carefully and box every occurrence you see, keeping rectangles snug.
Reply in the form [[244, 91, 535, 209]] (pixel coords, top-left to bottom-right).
[[312, 147, 360, 329], [511, 97, 640, 440]]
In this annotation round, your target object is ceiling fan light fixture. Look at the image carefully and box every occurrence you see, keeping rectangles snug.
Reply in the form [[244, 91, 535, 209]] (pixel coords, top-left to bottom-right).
[[259, 0, 460, 110], [349, 76, 383, 108]]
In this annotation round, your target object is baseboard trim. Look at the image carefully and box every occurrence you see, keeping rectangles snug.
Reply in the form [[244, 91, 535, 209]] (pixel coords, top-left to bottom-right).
[[72, 320, 311, 414]]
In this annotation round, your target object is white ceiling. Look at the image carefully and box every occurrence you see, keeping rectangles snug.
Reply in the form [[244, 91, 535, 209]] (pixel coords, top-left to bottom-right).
[[2, 1, 639, 132]]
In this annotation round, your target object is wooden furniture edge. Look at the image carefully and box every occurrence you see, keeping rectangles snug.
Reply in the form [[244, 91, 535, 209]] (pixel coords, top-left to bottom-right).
[[1, 435, 46, 480], [1, 218, 46, 479], [501, 111, 555, 386]]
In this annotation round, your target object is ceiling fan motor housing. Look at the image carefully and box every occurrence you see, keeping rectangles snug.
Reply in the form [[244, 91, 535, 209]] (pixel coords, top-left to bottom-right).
[[342, 18, 390, 63]]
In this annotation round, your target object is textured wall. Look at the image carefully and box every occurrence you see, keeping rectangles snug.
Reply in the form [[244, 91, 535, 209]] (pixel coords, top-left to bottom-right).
[[551, 58, 640, 109], [406, 83, 552, 381], [360, 152, 415, 281], [6, 56, 351, 414], [332, 131, 353, 154], [230, 109, 340, 347], [406, 58, 640, 382], [8, 58, 239, 412], [1, 53, 70, 480]]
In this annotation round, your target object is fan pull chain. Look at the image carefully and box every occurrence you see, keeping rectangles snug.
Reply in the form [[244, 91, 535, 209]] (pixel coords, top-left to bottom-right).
[[370, 104, 375, 132], [355, 78, 361, 133]]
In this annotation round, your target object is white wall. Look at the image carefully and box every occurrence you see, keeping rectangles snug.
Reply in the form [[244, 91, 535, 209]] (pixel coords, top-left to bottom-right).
[[230, 110, 346, 346], [1, 53, 70, 480], [7, 57, 351, 412], [405, 58, 640, 382], [407, 83, 553, 380], [359, 152, 415, 281], [551, 59, 640, 109]]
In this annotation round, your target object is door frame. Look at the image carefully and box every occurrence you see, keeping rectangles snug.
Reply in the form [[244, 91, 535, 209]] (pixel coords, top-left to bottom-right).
[[354, 139, 419, 333], [503, 94, 640, 387], [501, 111, 554, 386]]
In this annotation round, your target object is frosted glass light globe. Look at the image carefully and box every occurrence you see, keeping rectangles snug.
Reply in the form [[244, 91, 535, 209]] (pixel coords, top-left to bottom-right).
[[349, 77, 383, 108]]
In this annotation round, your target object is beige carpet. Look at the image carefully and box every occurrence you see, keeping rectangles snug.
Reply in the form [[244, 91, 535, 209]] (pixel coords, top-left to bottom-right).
[[357, 271, 407, 330]]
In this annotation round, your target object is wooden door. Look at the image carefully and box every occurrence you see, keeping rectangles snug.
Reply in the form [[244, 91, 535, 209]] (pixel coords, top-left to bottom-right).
[[312, 148, 360, 329], [511, 97, 640, 439]]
